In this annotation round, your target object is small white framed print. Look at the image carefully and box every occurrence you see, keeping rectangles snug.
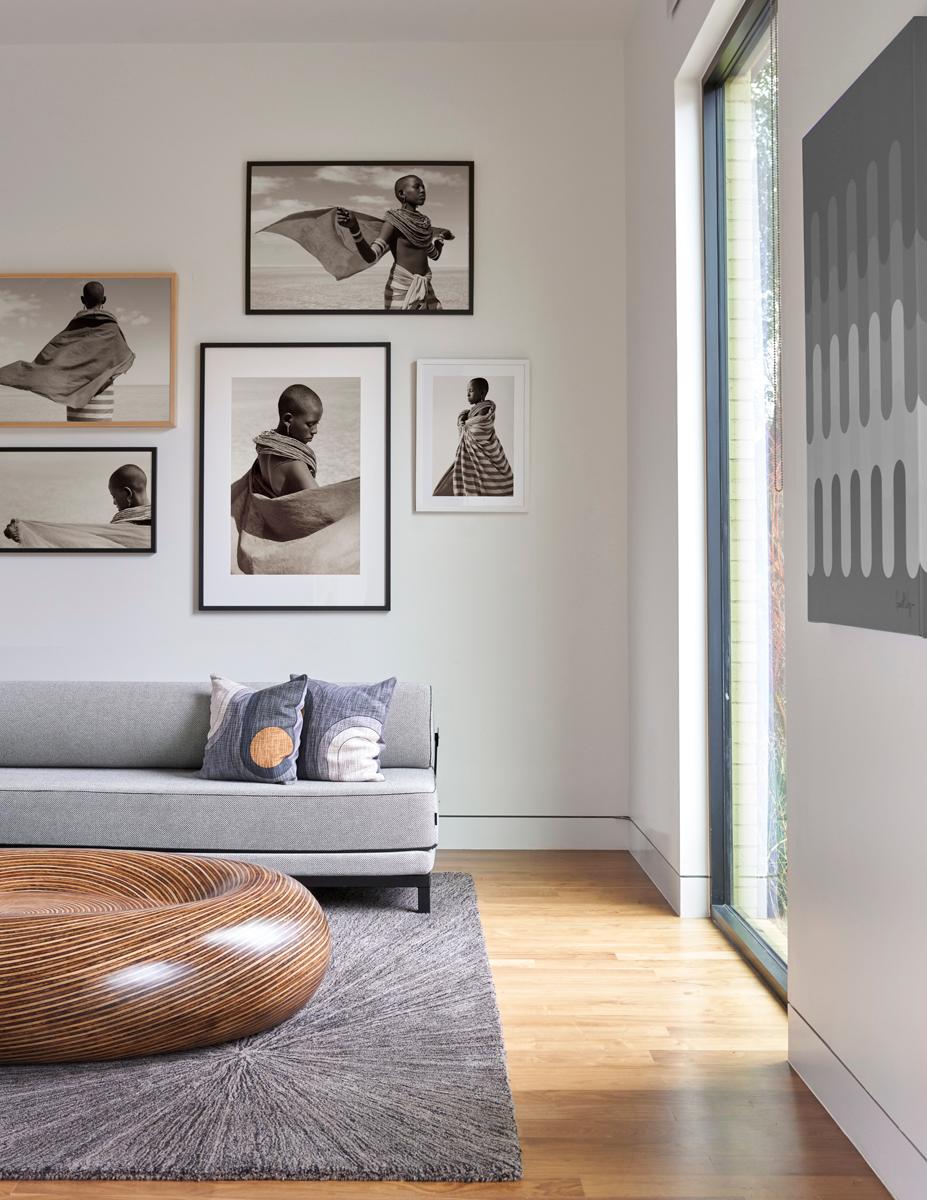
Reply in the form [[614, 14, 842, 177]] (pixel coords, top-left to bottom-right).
[[415, 359, 529, 513]]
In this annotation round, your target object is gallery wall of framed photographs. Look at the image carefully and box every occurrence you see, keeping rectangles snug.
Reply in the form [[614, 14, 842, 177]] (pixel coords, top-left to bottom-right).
[[0, 162, 530, 611], [0, 38, 628, 838]]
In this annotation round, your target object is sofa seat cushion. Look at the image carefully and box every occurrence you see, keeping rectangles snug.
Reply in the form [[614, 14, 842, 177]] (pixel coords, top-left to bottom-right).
[[0, 767, 437, 854]]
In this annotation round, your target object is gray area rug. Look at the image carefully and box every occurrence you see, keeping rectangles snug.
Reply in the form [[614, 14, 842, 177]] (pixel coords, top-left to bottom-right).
[[0, 872, 521, 1182]]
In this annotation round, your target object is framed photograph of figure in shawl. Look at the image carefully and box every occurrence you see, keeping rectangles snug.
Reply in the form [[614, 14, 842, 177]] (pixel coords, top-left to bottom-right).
[[0, 447, 157, 553], [199, 342, 389, 611], [0, 274, 176, 428], [416, 359, 529, 513], [246, 161, 473, 315]]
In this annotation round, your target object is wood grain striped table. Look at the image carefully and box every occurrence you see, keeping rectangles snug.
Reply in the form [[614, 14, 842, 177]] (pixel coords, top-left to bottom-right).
[[0, 848, 331, 1063]]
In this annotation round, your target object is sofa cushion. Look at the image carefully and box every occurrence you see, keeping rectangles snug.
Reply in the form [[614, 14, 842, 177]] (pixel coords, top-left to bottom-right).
[[0, 682, 434, 770], [200, 675, 307, 785], [0, 767, 437, 854], [297, 676, 397, 783]]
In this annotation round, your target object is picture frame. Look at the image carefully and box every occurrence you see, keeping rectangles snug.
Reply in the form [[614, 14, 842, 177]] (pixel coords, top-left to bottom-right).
[[0, 273, 176, 428], [199, 342, 390, 611], [415, 359, 530, 513], [246, 161, 474, 315], [0, 447, 157, 553]]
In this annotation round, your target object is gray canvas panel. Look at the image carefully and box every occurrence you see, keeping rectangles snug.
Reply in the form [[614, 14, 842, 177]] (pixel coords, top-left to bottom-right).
[[0, 768, 438, 853], [803, 18, 927, 634], [0, 681, 433, 769]]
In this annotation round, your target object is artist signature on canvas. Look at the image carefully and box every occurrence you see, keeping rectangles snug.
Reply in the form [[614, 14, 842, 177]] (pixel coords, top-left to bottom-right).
[[895, 589, 915, 617]]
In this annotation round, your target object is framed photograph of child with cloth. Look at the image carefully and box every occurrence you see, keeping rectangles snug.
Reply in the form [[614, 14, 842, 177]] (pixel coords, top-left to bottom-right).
[[0, 447, 157, 553], [199, 342, 389, 611], [0, 273, 175, 428], [246, 161, 473, 315]]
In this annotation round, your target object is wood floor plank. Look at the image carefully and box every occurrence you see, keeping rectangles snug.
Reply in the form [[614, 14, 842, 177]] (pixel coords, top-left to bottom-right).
[[6, 851, 892, 1199], [580, 1173, 891, 1198], [10, 1184, 581, 1199]]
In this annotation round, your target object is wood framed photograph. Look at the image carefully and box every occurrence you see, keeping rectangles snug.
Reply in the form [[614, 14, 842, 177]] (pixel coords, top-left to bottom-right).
[[0, 273, 175, 428], [416, 359, 529, 513], [247, 161, 473, 315], [199, 342, 390, 611], [0, 447, 157, 552]]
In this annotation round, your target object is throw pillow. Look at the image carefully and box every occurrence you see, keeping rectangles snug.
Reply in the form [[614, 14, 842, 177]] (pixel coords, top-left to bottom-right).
[[296, 676, 397, 782], [199, 675, 308, 785]]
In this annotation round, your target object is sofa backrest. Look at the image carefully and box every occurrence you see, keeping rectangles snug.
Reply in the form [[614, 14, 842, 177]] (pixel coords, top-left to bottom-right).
[[0, 681, 434, 770]]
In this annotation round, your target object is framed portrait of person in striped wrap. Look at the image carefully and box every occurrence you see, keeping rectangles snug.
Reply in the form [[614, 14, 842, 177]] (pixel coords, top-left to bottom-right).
[[247, 162, 473, 315], [0, 274, 175, 428], [415, 359, 529, 513]]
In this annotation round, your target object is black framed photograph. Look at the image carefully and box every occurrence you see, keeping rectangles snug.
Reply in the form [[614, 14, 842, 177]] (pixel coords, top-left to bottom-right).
[[0, 273, 176, 428], [0, 447, 157, 552], [246, 161, 473, 315], [199, 342, 389, 610]]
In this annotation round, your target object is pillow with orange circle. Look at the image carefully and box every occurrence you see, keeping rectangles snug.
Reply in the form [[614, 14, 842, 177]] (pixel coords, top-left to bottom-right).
[[199, 674, 308, 785]]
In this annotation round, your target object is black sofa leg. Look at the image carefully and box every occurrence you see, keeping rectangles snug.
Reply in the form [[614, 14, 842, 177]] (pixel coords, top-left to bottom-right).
[[417, 882, 431, 914]]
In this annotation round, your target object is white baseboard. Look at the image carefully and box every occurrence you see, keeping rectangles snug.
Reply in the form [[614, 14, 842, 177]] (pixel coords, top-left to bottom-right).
[[626, 819, 710, 917], [789, 1007, 927, 1200], [438, 815, 628, 850]]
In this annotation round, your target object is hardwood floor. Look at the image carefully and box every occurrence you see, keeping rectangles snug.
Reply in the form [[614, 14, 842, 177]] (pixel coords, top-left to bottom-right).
[[3, 850, 891, 1200]]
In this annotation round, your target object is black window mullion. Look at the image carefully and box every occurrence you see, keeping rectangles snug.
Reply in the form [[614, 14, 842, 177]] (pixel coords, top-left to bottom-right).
[[703, 82, 732, 912]]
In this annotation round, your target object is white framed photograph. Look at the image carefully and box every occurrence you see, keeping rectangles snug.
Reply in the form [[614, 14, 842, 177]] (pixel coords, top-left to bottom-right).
[[416, 359, 529, 513], [199, 342, 389, 610]]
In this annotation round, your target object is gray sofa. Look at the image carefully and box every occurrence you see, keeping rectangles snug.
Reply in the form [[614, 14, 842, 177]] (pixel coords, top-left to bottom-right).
[[0, 681, 438, 912]]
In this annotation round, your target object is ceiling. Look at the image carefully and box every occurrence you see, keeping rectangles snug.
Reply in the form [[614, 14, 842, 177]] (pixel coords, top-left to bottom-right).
[[0, 0, 642, 44]]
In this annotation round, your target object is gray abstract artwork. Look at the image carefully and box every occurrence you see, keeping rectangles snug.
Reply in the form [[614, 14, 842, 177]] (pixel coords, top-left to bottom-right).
[[804, 18, 927, 636]]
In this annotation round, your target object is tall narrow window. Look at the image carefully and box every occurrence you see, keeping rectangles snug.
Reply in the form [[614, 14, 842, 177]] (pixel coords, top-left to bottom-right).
[[705, 0, 786, 994]]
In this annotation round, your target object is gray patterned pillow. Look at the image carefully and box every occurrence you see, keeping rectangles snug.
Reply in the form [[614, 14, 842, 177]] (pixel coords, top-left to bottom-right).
[[199, 675, 308, 785], [295, 677, 397, 782]]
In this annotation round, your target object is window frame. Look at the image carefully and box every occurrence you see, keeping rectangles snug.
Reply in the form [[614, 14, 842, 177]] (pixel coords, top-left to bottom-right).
[[703, 0, 787, 1000]]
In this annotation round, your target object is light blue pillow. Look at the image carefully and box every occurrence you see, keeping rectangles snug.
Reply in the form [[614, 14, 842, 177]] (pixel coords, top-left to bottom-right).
[[295, 677, 397, 782], [199, 675, 308, 785]]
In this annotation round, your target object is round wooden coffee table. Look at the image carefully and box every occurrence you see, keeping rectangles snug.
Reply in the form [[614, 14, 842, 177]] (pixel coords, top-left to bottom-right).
[[0, 848, 332, 1063]]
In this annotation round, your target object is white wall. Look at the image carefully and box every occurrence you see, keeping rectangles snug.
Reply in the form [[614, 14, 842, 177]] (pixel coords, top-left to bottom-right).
[[626, 1, 927, 1195], [0, 41, 628, 850], [624, 0, 739, 915], [778, 4, 927, 1197]]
